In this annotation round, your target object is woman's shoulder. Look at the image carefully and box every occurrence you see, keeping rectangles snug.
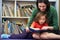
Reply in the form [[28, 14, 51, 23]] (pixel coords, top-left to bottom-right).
[[32, 8, 38, 12], [31, 8, 39, 15], [50, 5, 56, 11]]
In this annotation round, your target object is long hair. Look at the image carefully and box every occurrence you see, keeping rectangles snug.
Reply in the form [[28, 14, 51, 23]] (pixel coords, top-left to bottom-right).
[[34, 12, 48, 24], [36, 0, 50, 12]]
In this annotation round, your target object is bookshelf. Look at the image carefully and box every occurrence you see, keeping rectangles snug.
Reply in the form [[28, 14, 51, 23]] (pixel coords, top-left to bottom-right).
[[2, 0, 59, 34]]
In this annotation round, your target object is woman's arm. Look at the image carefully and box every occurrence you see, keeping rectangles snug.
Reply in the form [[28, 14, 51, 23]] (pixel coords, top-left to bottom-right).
[[52, 6, 59, 30]]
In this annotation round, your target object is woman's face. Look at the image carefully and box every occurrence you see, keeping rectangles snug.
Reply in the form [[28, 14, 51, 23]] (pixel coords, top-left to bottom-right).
[[38, 3, 47, 12]]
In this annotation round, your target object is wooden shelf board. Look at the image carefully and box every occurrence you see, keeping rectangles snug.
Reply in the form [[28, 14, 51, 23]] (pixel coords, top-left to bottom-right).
[[2, 16, 30, 18]]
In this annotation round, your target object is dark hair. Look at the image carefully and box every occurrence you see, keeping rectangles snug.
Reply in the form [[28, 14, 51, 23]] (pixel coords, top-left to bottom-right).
[[34, 12, 48, 23], [36, 0, 50, 12]]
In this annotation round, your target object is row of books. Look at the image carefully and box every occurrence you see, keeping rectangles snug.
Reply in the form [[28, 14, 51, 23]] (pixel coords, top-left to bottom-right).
[[2, 3, 35, 17], [2, 4, 14, 16], [2, 19, 26, 34]]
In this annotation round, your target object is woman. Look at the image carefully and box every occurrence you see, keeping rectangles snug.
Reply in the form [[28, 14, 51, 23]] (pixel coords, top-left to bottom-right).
[[27, 0, 59, 39]]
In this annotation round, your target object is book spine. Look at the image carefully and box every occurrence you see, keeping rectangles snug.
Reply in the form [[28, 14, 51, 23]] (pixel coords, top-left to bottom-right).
[[8, 7, 13, 17], [25, 8, 31, 16], [4, 20, 8, 34], [17, 8, 21, 17]]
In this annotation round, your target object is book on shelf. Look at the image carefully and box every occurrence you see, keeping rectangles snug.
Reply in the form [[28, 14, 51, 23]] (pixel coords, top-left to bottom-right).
[[8, 7, 13, 17], [17, 7, 21, 17], [18, 24, 25, 32], [2, 10, 5, 16], [11, 22, 15, 34], [4, 20, 9, 34], [23, 8, 29, 17], [2, 6, 5, 16], [28, 8, 32, 13], [13, 24, 20, 34], [23, 9, 29, 17], [11, 22, 20, 34], [16, 3, 22, 17], [17, 24, 22, 33], [2, 23, 4, 34], [25, 8, 31, 16], [8, 21, 12, 34], [20, 8, 26, 17], [21, 4, 35, 9]]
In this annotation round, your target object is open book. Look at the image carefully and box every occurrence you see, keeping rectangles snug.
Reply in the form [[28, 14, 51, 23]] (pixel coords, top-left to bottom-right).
[[29, 28, 53, 33]]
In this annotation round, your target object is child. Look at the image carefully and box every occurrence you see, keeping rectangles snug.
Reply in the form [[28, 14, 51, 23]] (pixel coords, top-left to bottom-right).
[[30, 12, 60, 39], [30, 12, 53, 31]]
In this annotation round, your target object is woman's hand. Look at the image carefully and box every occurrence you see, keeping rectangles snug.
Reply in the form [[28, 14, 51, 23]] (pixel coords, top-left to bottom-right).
[[41, 26, 53, 30], [41, 26, 49, 30], [47, 26, 53, 30]]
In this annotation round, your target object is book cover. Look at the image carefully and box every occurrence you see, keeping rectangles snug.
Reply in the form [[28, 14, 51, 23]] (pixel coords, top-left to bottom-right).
[[29, 28, 40, 33]]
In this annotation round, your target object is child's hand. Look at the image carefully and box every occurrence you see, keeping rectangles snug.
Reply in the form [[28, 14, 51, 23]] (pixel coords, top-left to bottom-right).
[[26, 27, 30, 32]]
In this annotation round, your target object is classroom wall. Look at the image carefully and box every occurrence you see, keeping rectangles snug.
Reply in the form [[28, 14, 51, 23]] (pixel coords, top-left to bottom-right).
[[0, 0, 2, 33], [59, 0, 60, 30]]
